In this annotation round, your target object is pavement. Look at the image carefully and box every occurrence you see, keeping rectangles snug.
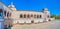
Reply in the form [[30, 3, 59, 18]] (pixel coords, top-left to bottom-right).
[[11, 20, 60, 29]]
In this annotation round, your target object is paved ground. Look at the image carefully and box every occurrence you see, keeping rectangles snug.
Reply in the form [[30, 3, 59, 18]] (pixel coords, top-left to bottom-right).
[[11, 20, 60, 29]]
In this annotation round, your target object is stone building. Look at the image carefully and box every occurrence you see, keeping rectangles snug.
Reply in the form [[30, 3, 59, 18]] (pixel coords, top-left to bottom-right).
[[0, 2, 54, 26]]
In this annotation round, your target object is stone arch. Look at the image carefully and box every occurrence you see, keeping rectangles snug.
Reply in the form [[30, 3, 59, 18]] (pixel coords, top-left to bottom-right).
[[24, 14, 26, 18], [4, 11, 6, 16], [34, 14, 36, 18], [31, 14, 33, 17], [7, 12, 9, 17], [40, 15, 42, 18], [47, 15, 50, 18], [27, 14, 30, 18], [20, 14, 23, 18], [37, 15, 39, 18]]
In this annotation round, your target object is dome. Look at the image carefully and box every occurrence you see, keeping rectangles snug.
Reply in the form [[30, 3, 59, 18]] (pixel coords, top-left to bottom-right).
[[8, 2, 16, 11], [8, 2, 15, 8], [43, 8, 48, 11]]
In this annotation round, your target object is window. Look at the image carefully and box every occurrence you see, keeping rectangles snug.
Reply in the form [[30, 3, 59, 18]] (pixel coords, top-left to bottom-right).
[[40, 15, 41, 18], [37, 15, 39, 18], [4, 11, 6, 16], [27, 14, 30, 18], [31, 14, 33, 17], [47, 15, 49, 18], [10, 13, 11, 17], [34, 14, 36, 18], [20, 14, 23, 18], [24, 14, 26, 18], [7, 12, 9, 17]]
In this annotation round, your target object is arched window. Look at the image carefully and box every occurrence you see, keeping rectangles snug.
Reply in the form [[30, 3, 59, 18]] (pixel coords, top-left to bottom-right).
[[7, 12, 9, 17], [24, 14, 26, 18], [27, 14, 30, 18], [10, 13, 11, 17], [47, 15, 49, 18], [34, 14, 36, 18], [4, 11, 6, 16], [37, 15, 39, 18], [20, 14, 23, 18], [40, 15, 41, 18], [31, 14, 33, 17]]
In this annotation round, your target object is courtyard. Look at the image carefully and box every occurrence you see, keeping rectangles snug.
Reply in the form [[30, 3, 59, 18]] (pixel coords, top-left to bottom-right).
[[11, 19, 60, 29]]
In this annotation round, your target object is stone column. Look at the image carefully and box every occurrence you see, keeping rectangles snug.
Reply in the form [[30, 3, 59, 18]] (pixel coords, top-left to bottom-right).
[[22, 14, 24, 18], [8, 12, 10, 18], [6, 11, 7, 18]]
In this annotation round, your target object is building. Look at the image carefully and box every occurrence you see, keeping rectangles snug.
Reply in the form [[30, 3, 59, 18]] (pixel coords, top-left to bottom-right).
[[0, 2, 54, 27], [0, 7, 4, 29]]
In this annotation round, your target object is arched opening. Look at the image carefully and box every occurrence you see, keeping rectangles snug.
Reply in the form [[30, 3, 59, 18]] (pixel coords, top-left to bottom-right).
[[47, 15, 50, 18], [24, 14, 26, 18], [20, 14, 23, 18], [31, 14, 33, 17], [31, 20, 34, 23], [7, 12, 9, 17], [9, 13, 11, 17], [34, 14, 36, 18], [37, 15, 39, 18], [27, 14, 30, 18], [40, 15, 42, 18], [4, 11, 6, 16]]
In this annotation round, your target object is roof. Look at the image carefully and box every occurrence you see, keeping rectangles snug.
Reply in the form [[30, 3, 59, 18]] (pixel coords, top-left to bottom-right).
[[0, 2, 13, 11], [17, 10, 42, 12]]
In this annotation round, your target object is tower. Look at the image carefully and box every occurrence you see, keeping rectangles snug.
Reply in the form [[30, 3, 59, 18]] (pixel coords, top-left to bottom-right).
[[8, 2, 16, 11], [43, 8, 50, 21]]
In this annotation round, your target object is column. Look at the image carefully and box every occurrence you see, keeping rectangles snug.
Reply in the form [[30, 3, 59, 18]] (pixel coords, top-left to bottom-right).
[[22, 14, 24, 18], [8, 12, 10, 18], [6, 11, 7, 18]]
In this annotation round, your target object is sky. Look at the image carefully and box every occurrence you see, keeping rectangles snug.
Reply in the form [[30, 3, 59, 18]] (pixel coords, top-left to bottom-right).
[[1, 0, 60, 15]]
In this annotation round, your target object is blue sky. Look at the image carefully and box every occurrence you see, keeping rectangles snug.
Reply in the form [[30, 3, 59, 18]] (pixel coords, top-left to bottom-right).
[[1, 0, 60, 15]]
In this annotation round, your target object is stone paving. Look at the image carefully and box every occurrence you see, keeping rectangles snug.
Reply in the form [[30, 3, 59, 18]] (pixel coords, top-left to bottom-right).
[[11, 20, 60, 29]]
